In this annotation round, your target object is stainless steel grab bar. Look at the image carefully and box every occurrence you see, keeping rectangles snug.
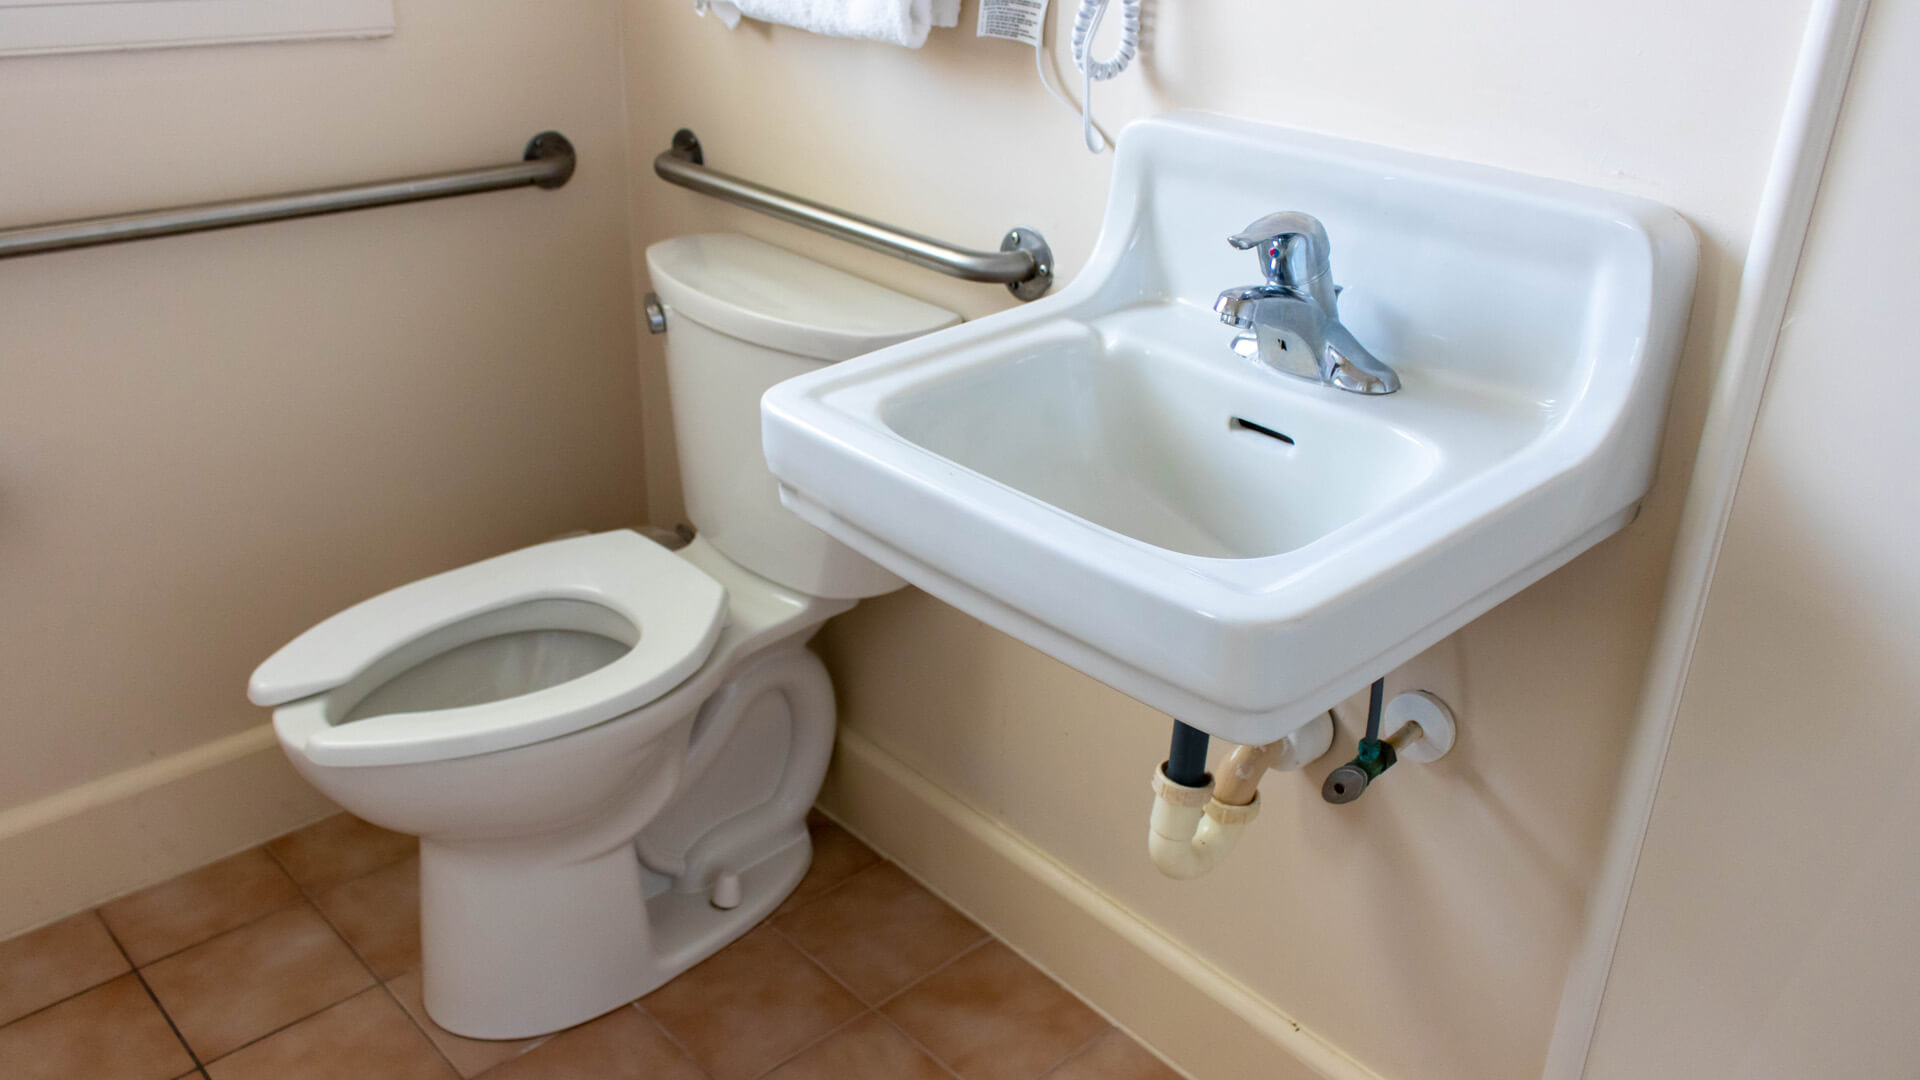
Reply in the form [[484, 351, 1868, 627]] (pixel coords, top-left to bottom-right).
[[653, 130, 1053, 301], [0, 132, 576, 260]]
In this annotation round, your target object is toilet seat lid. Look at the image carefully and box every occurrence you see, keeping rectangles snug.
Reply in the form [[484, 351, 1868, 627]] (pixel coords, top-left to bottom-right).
[[250, 531, 726, 767]]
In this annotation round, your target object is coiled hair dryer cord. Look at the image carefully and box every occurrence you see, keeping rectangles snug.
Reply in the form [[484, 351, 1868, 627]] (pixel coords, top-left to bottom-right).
[[1070, 0, 1140, 153]]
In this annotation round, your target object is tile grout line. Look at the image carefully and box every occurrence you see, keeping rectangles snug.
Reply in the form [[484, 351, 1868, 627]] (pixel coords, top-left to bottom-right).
[[82, 834, 329, 972], [806, 820, 1155, 1078], [627, 1000, 718, 1080], [861, 935, 987, 1080], [95, 910, 206, 1073], [112, 892, 309, 971], [193, 893, 383, 1068], [771, 851, 892, 922], [768, 899, 993, 1015], [831, 821, 1174, 1075], [663, 907, 894, 1080], [1033, 1025, 1116, 1080], [776, 898, 1116, 1080], [764, 914, 924, 1009], [874, 936, 994, 1011], [869, 1009, 968, 1080], [262, 833, 411, 983], [0, 820, 416, 1076], [158, 838, 395, 1072], [766, 918, 985, 1080], [0, 969, 125, 1032], [189, 982, 385, 1071], [722, 854, 946, 1078], [259, 832, 428, 989], [742, 1006, 872, 1080], [261, 834, 394, 904], [378, 980, 468, 1079], [296, 881, 387, 984], [0, 911, 158, 1029], [0, 830, 398, 1057], [132, 971, 203, 1070]]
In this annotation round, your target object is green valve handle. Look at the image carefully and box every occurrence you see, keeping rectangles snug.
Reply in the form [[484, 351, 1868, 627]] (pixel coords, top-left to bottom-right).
[[1322, 737, 1397, 804], [1320, 691, 1458, 805]]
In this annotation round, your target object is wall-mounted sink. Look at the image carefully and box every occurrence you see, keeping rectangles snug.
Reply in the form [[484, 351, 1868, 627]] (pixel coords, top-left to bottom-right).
[[762, 113, 1697, 744]]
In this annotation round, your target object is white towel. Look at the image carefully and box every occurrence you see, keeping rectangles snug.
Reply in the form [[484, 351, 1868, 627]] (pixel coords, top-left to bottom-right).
[[694, 0, 961, 48]]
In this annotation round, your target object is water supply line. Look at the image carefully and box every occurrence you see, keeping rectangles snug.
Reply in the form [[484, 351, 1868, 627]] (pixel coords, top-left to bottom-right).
[[1322, 679, 1390, 804], [1147, 714, 1333, 879], [1323, 686, 1458, 804]]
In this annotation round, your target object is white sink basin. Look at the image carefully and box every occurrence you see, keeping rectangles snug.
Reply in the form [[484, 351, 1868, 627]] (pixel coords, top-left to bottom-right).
[[762, 114, 1697, 744], [879, 311, 1451, 560]]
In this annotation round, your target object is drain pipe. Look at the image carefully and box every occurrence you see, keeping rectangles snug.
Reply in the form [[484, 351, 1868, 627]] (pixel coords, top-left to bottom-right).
[[1148, 715, 1333, 879]]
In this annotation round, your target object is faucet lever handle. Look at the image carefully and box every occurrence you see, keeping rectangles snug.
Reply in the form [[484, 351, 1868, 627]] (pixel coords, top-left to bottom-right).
[[1227, 212, 1332, 290], [1228, 211, 1324, 249]]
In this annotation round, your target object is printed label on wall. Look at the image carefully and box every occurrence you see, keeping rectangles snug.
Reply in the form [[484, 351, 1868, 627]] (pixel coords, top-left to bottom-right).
[[976, 0, 1048, 46]]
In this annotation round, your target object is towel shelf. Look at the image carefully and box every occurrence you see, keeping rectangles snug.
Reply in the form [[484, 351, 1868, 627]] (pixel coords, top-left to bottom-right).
[[653, 129, 1053, 301], [0, 131, 576, 261]]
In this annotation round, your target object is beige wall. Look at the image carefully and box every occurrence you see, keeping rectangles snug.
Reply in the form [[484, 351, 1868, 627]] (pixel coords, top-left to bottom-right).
[[0, 0, 647, 932], [1586, 1, 1920, 1074], [1, 2, 1883, 1075], [622, 3, 1813, 1078]]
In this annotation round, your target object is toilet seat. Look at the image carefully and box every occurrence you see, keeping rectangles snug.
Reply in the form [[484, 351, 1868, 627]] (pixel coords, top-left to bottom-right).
[[251, 531, 727, 767]]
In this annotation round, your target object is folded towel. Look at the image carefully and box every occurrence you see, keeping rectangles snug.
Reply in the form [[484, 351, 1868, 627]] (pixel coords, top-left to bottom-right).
[[695, 0, 961, 48], [692, 0, 742, 27]]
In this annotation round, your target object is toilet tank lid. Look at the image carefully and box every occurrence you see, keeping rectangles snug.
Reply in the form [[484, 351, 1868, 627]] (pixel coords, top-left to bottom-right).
[[646, 234, 960, 361]]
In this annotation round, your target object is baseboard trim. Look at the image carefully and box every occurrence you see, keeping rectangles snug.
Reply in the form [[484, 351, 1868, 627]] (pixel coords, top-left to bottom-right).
[[819, 726, 1383, 1080], [0, 725, 275, 844], [0, 724, 337, 938]]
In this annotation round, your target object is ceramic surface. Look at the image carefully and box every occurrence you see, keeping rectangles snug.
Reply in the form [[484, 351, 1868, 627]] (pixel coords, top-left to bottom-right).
[[762, 113, 1698, 742]]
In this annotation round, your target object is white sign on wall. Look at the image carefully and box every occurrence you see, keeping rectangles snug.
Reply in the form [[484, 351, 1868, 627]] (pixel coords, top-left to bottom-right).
[[0, 0, 394, 58]]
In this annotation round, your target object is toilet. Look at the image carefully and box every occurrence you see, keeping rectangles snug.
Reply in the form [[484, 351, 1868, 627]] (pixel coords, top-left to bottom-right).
[[247, 234, 959, 1040]]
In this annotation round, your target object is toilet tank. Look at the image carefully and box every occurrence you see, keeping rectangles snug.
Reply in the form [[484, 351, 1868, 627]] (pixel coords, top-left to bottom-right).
[[645, 234, 960, 598]]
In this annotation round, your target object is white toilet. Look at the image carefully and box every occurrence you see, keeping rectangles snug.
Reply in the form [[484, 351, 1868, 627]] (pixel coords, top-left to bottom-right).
[[248, 234, 958, 1040]]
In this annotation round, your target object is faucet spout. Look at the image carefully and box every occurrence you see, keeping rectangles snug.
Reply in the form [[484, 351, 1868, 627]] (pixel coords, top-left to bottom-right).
[[1216, 212, 1399, 395]]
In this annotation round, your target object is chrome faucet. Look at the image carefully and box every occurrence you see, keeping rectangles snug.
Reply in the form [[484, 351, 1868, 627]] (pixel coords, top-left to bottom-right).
[[1213, 212, 1400, 395]]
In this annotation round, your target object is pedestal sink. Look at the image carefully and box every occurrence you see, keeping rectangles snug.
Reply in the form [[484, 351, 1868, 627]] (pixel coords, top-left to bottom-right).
[[761, 113, 1697, 744]]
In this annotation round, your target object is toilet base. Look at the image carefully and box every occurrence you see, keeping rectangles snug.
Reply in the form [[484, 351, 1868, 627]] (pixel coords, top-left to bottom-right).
[[420, 827, 812, 1040]]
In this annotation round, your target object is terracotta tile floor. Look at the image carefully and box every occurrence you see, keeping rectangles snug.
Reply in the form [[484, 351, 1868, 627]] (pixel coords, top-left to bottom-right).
[[0, 811, 1182, 1080]]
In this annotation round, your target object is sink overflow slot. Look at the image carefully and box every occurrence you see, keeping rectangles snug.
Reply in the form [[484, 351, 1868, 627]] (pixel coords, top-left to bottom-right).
[[1229, 417, 1296, 446]]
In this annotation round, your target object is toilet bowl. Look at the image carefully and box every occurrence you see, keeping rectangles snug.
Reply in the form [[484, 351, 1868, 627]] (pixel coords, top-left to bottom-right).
[[248, 234, 958, 1039]]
